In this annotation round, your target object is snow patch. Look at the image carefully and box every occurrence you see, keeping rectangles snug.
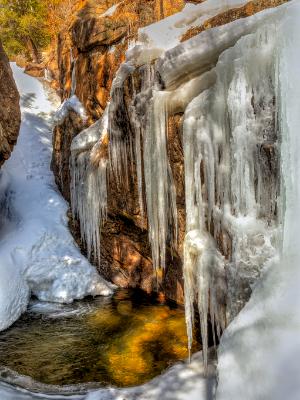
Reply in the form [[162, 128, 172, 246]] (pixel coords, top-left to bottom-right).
[[54, 95, 87, 124]]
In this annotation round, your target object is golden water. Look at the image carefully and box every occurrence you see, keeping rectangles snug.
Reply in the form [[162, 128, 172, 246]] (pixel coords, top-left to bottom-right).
[[0, 290, 200, 387]]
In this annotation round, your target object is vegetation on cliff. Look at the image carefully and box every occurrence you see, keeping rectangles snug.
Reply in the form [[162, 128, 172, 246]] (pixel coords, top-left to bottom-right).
[[0, 0, 77, 61]]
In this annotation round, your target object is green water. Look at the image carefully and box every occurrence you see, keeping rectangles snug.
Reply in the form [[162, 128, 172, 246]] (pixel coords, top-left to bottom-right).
[[0, 290, 200, 388]]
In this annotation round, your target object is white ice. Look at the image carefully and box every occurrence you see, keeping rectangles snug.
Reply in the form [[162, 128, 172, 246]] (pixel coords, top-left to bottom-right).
[[0, 64, 113, 332]]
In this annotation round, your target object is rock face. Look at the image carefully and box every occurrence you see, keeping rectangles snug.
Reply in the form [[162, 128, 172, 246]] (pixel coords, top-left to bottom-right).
[[51, 0, 186, 301], [51, 0, 287, 306], [0, 43, 21, 167]]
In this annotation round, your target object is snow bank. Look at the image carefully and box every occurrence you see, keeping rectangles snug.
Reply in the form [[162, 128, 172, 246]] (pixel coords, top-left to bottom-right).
[[157, 5, 278, 89], [0, 64, 113, 331]]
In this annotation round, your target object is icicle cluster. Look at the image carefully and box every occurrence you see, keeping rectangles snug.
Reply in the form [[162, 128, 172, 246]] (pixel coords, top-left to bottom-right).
[[70, 113, 109, 264], [108, 62, 179, 271]]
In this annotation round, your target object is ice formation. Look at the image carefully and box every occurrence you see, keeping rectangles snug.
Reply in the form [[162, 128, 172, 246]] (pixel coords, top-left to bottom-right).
[[0, 64, 113, 332], [71, 0, 270, 280], [70, 109, 109, 263], [44, 68, 53, 82], [53, 49, 85, 124], [181, 12, 282, 366], [108, 62, 135, 186], [71, 60, 77, 96], [216, 2, 300, 399], [156, 6, 277, 90], [0, 0, 298, 399], [101, 3, 119, 18]]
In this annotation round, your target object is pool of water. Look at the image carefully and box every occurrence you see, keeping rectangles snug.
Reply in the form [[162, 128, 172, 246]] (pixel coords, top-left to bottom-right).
[[0, 289, 200, 389]]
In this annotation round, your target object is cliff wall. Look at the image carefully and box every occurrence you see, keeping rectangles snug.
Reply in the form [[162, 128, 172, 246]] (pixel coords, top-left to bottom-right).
[[0, 43, 21, 168]]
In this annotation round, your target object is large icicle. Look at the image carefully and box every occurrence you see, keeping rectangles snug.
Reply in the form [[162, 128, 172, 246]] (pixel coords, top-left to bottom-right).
[[141, 70, 217, 271], [108, 62, 135, 186], [143, 90, 178, 271]]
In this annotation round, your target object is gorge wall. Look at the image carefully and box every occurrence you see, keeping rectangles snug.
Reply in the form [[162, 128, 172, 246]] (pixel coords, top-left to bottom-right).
[[50, 0, 187, 301], [0, 42, 20, 168], [47, 0, 288, 339]]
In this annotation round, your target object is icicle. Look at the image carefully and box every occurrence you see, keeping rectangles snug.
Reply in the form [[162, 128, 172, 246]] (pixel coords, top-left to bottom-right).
[[44, 68, 52, 82], [108, 63, 135, 186], [142, 90, 178, 271], [71, 59, 77, 97], [127, 64, 157, 220], [116, 65, 215, 271]]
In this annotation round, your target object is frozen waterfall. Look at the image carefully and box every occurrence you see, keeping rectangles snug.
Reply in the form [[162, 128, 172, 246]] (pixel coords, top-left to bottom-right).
[[217, 2, 300, 399], [182, 11, 281, 368], [105, 0, 286, 371]]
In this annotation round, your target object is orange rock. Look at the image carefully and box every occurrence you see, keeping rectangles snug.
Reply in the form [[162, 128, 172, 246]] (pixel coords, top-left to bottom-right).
[[0, 42, 21, 168]]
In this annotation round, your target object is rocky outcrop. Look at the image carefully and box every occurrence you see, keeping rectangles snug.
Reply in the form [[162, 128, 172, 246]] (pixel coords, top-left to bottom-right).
[[0, 42, 21, 167]]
